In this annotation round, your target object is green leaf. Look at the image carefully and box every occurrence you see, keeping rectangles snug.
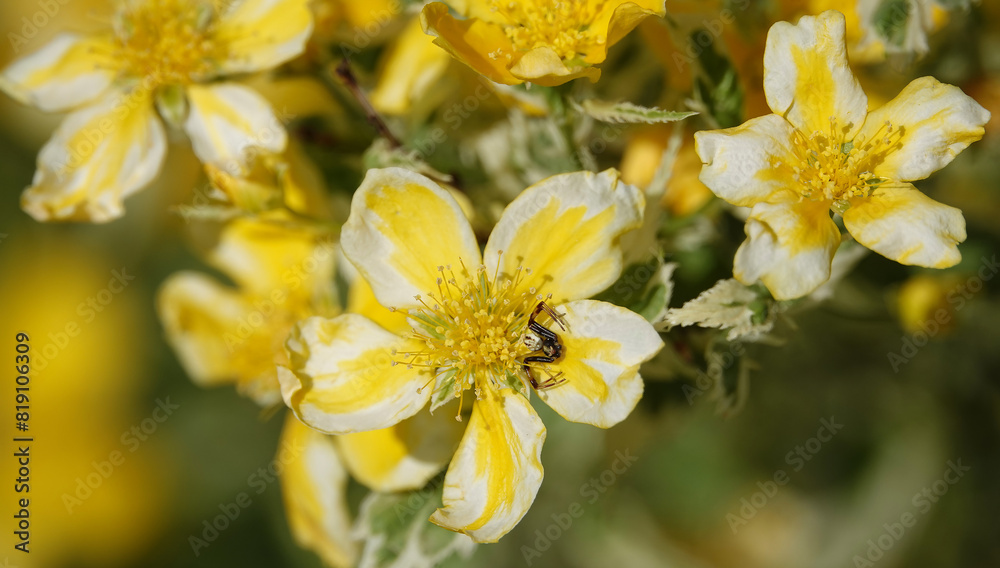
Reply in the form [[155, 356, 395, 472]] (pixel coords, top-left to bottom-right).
[[363, 138, 453, 184], [354, 483, 476, 568], [577, 99, 698, 124]]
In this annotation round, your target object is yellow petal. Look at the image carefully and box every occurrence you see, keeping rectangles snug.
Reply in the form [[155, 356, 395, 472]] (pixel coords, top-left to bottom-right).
[[763, 10, 867, 139], [733, 200, 842, 300], [23, 89, 166, 222], [214, 0, 313, 74], [280, 416, 357, 568], [544, 300, 662, 427], [430, 388, 545, 543], [183, 82, 287, 171], [344, 262, 411, 335], [860, 76, 990, 182], [371, 16, 453, 115], [208, 213, 336, 306], [1, 32, 118, 112], [843, 184, 965, 268], [156, 272, 284, 405], [484, 169, 644, 304], [336, 410, 464, 492], [695, 113, 797, 207], [509, 46, 601, 86], [591, 0, 667, 63], [341, 167, 481, 310], [279, 315, 432, 434], [420, 2, 522, 85], [156, 272, 287, 406]]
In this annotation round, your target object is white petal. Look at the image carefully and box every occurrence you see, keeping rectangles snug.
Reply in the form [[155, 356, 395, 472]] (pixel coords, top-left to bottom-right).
[[279, 315, 432, 434], [861, 76, 990, 182], [430, 388, 545, 543], [1, 33, 117, 112], [341, 167, 481, 310], [733, 200, 842, 300], [694, 114, 797, 207], [763, 10, 868, 139], [843, 184, 965, 268], [280, 416, 358, 568], [23, 89, 166, 222], [484, 169, 644, 304], [215, 0, 313, 74], [183, 82, 287, 172], [541, 300, 662, 428]]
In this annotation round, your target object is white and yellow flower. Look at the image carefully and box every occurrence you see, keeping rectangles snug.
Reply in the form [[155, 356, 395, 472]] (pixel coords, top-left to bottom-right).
[[278, 167, 664, 542], [0, 0, 313, 222], [157, 213, 336, 405], [694, 10, 989, 300], [420, 0, 666, 86]]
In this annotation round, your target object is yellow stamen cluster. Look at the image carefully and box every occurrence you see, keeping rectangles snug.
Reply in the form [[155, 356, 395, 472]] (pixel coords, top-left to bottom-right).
[[114, 0, 224, 86], [394, 258, 540, 411], [490, 0, 607, 60], [785, 118, 902, 211]]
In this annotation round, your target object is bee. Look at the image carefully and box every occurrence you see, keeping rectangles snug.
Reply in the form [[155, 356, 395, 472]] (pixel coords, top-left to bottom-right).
[[522, 301, 567, 390]]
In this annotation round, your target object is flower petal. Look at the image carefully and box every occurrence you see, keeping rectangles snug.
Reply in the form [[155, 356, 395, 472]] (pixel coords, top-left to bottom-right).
[[341, 167, 481, 310], [183, 82, 287, 171], [860, 76, 990, 182], [733, 200, 842, 300], [509, 46, 601, 86], [592, 0, 667, 63], [280, 416, 357, 568], [336, 410, 464, 492], [370, 16, 453, 115], [843, 184, 965, 268], [484, 169, 644, 303], [694, 114, 797, 207], [23, 89, 166, 222], [429, 388, 545, 543], [214, 0, 313, 74], [420, 2, 522, 85], [1, 32, 118, 112], [763, 10, 867, 138], [279, 315, 432, 434], [543, 300, 662, 428], [208, 213, 336, 304], [157, 272, 283, 405]]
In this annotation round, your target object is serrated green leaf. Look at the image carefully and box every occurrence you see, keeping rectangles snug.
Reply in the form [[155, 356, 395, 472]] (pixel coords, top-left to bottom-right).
[[578, 99, 697, 124]]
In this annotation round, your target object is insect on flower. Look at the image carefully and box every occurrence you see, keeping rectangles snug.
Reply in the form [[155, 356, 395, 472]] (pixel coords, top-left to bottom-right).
[[521, 301, 568, 390]]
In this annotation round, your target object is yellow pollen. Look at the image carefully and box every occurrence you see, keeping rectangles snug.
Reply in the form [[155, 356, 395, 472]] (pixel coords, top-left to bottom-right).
[[113, 0, 224, 86], [784, 117, 903, 208], [395, 258, 541, 403], [490, 0, 608, 60]]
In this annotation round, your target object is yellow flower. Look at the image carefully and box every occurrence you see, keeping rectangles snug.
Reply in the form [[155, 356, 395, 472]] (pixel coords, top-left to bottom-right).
[[694, 10, 989, 300], [620, 127, 714, 216], [157, 212, 337, 405], [278, 167, 663, 542], [370, 16, 454, 116], [895, 273, 962, 336], [420, 0, 666, 86], [0, 0, 313, 222]]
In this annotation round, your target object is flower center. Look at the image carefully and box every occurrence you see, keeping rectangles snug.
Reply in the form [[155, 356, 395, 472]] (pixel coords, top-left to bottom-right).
[[785, 118, 902, 211], [114, 0, 223, 86], [490, 0, 607, 60], [393, 259, 548, 411]]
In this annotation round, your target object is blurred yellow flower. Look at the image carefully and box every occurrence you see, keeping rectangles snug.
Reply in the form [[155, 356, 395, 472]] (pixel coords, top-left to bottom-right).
[[0, 0, 313, 222], [695, 10, 989, 300], [158, 213, 337, 405], [278, 167, 663, 542], [896, 273, 962, 336], [621, 127, 714, 216], [420, 0, 666, 86]]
